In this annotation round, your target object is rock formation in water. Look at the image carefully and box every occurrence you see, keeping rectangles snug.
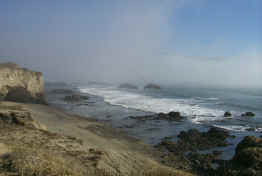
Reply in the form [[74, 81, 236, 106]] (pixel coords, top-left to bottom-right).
[[224, 111, 232, 117], [0, 62, 46, 104], [241, 112, 255, 117], [129, 111, 184, 122], [144, 83, 161, 90]]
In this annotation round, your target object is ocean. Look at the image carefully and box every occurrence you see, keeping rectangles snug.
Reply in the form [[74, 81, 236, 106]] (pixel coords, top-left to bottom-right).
[[47, 83, 262, 160]]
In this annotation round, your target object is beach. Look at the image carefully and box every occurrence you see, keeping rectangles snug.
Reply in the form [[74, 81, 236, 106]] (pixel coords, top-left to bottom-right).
[[0, 100, 194, 176], [0, 63, 261, 176], [44, 83, 262, 175]]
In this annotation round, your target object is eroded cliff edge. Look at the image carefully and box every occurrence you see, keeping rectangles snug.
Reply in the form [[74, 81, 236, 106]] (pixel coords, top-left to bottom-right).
[[0, 62, 45, 104]]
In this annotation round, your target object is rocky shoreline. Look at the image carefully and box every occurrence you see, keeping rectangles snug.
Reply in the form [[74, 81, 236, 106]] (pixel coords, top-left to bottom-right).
[[47, 87, 262, 176], [0, 63, 261, 176], [0, 101, 196, 176], [0, 63, 193, 176]]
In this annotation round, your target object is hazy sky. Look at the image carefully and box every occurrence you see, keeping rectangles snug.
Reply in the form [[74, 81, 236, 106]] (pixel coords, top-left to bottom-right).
[[0, 0, 261, 88]]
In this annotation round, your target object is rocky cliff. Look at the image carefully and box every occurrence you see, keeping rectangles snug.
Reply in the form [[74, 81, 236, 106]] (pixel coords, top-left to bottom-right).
[[0, 62, 45, 104]]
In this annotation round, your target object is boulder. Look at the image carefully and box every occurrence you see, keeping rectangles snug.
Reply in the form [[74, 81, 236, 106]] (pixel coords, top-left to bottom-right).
[[155, 128, 239, 175], [118, 83, 138, 89], [241, 112, 255, 117], [235, 147, 262, 167], [205, 136, 262, 176], [0, 62, 45, 104], [0, 111, 46, 130], [144, 83, 161, 90], [233, 136, 262, 170], [206, 127, 230, 142], [168, 111, 181, 119], [224, 111, 232, 117], [235, 136, 262, 154], [157, 111, 183, 121]]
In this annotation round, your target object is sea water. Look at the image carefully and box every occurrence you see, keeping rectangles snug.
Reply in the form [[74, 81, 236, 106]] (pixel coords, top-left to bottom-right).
[[47, 83, 262, 159]]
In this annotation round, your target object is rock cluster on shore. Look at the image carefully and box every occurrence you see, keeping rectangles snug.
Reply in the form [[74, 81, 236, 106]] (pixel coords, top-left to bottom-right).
[[1, 62, 261, 176], [0, 63, 195, 176], [231, 136, 262, 174], [156, 127, 232, 154], [213, 136, 262, 176], [154, 127, 233, 173], [129, 111, 184, 122], [155, 125, 262, 176], [0, 101, 195, 176]]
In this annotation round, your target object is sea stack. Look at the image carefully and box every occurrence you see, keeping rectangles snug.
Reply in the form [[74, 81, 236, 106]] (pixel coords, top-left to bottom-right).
[[241, 112, 255, 117], [224, 112, 232, 117], [0, 62, 46, 104], [144, 83, 161, 90]]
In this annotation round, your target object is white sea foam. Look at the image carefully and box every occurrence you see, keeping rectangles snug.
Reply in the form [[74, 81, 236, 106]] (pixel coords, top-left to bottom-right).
[[79, 86, 225, 123], [195, 97, 219, 101], [78, 86, 260, 132], [213, 125, 250, 132]]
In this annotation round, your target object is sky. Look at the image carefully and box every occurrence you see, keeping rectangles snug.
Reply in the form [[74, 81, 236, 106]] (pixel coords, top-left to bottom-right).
[[0, 0, 261, 88]]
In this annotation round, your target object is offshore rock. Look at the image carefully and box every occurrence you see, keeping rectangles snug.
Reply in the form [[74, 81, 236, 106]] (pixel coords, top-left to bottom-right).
[[144, 83, 161, 90], [224, 111, 232, 117], [241, 112, 255, 117]]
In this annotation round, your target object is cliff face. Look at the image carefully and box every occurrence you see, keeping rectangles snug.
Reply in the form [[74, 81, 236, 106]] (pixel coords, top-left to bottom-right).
[[0, 62, 45, 104]]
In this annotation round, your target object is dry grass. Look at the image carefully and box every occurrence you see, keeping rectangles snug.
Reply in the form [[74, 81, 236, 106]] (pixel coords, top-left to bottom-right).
[[0, 103, 23, 111], [1, 144, 85, 176], [0, 143, 194, 176], [144, 169, 194, 176], [89, 168, 194, 176], [0, 104, 195, 176], [0, 141, 194, 176]]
